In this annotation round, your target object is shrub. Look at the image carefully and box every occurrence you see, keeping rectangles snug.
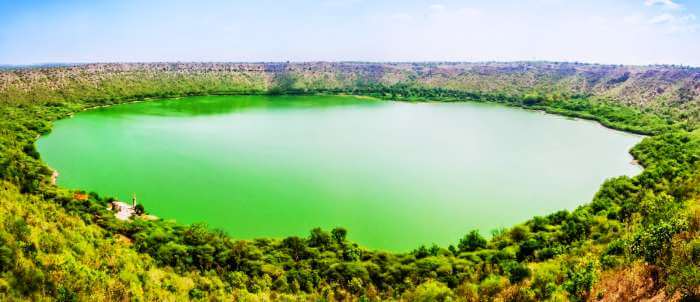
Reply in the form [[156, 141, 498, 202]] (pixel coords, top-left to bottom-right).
[[404, 280, 455, 302], [564, 262, 597, 302], [479, 275, 508, 297], [509, 226, 530, 242], [604, 238, 625, 256], [308, 228, 332, 249], [630, 219, 687, 264], [506, 262, 531, 284], [535, 247, 559, 261], [517, 238, 541, 261], [331, 227, 347, 243], [459, 230, 487, 252], [529, 216, 549, 232]]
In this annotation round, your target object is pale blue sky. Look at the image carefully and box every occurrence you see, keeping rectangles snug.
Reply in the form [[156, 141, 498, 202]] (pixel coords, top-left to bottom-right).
[[1, 0, 699, 65]]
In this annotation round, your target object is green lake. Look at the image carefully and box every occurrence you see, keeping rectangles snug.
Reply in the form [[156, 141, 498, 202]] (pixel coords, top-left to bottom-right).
[[36, 95, 643, 251]]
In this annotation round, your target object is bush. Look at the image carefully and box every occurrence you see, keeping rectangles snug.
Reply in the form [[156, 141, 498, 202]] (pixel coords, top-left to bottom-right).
[[517, 238, 541, 261], [599, 255, 621, 269], [331, 227, 347, 243], [631, 219, 687, 264], [459, 230, 487, 252], [479, 275, 507, 297], [134, 204, 145, 215], [308, 228, 332, 249], [529, 216, 549, 232], [0, 244, 12, 273], [604, 238, 625, 256], [535, 247, 559, 261], [564, 262, 597, 302], [404, 280, 455, 302], [547, 210, 570, 225], [691, 240, 700, 262], [506, 262, 531, 284], [509, 226, 530, 242]]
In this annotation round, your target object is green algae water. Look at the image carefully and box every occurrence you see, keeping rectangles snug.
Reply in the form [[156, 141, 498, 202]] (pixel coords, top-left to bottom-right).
[[37, 95, 642, 251]]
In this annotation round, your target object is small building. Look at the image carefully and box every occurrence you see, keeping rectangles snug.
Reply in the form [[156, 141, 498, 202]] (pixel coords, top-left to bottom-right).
[[108, 194, 138, 221]]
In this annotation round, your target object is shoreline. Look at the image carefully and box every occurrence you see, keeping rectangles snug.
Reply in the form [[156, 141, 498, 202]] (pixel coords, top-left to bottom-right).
[[51, 169, 58, 185], [68, 91, 657, 136], [37, 93, 654, 246]]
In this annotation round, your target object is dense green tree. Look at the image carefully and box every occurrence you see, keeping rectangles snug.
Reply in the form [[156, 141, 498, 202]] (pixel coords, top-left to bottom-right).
[[331, 227, 347, 243], [458, 230, 487, 252], [308, 227, 332, 249]]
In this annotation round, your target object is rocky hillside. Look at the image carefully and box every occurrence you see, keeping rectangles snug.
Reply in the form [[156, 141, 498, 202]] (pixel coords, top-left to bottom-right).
[[1, 62, 699, 118]]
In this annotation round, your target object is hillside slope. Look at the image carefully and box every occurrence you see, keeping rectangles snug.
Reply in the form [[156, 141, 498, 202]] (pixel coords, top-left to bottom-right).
[[2, 62, 699, 123], [0, 62, 698, 301]]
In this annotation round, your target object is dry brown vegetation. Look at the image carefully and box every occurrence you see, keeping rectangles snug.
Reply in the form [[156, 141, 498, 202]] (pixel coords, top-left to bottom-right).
[[2, 62, 699, 118]]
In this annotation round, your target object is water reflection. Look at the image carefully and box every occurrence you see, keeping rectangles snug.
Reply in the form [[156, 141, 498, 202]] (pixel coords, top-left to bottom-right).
[[92, 95, 381, 117]]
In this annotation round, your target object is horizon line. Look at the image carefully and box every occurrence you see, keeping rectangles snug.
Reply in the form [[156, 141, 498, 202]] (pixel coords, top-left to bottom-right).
[[2, 60, 699, 70]]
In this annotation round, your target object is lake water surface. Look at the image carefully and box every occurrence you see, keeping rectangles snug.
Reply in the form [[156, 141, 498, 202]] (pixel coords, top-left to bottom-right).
[[37, 95, 642, 251]]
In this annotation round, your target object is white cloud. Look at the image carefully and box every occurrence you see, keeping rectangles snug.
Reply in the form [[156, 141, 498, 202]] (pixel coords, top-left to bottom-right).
[[321, 0, 363, 8], [670, 14, 698, 32], [647, 13, 698, 32], [387, 12, 413, 22], [623, 14, 644, 25], [454, 7, 481, 18], [426, 6, 481, 19], [649, 13, 675, 24], [642, 0, 697, 33], [679, 14, 697, 22], [429, 4, 445, 12], [644, 0, 681, 10]]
